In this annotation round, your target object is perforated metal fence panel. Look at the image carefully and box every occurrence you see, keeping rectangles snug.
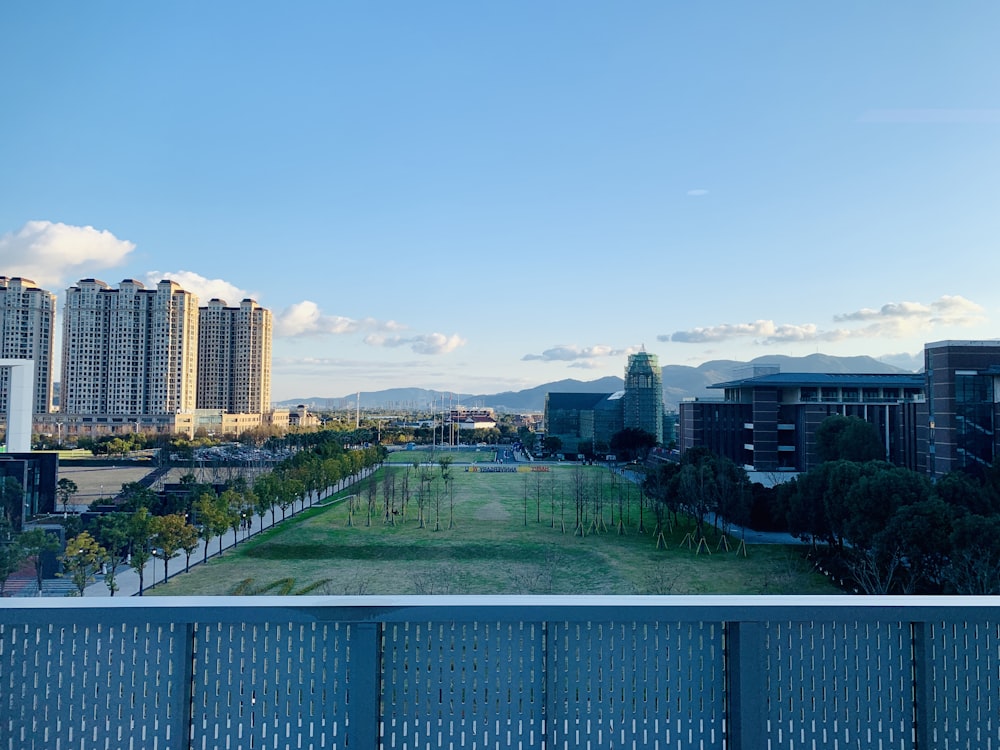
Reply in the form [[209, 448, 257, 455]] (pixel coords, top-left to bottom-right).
[[548, 620, 724, 750], [191, 620, 349, 750], [2, 597, 1000, 750], [0, 621, 185, 750], [763, 619, 914, 750], [381, 620, 544, 750], [919, 618, 1000, 750]]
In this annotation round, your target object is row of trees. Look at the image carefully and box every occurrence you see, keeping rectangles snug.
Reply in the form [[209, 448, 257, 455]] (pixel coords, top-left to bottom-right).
[[637, 415, 1000, 595], [353, 457, 651, 544], [642, 447, 751, 550], [759, 415, 1000, 595], [540, 427, 662, 461], [776, 455, 1000, 595], [0, 434, 386, 596]]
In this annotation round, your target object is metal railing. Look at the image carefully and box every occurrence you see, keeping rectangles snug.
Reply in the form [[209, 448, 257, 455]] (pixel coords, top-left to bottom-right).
[[2, 596, 998, 749]]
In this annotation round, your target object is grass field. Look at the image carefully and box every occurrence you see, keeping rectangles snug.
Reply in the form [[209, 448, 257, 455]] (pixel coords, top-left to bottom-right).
[[149, 460, 838, 597]]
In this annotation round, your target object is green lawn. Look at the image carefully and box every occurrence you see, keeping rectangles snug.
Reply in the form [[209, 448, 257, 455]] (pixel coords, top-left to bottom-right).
[[149, 463, 838, 596]]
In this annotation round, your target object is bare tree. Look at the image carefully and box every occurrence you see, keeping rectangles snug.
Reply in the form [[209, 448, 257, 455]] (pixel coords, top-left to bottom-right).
[[365, 473, 377, 527]]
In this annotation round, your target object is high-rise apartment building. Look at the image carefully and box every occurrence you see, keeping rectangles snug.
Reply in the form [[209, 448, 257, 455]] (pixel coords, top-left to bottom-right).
[[61, 279, 199, 417], [624, 350, 664, 444], [197, 298, 272, 414], [0, 276, 56, 415]]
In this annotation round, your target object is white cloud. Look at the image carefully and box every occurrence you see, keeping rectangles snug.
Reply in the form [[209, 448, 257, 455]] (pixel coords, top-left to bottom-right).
[[834, 301, 931, 321], [364, 332, 466, 355], [144, 270, 253, 306], [833, 295, 986, 336], [275, 300, 404, 338], [663, 295, 987, 346], [0, 220, 135, 288], [522, 344, 639, 362], [687, 189, 709, 196], [663, 320, 849, 344]]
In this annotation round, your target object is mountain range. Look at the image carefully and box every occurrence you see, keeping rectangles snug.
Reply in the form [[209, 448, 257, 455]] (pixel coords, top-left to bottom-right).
[[278, 353, 920, 413]]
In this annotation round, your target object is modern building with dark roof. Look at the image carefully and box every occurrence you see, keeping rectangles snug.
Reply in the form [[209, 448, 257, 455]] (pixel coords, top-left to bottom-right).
[[679, 369, 927, 473], [544, 391, 625, 454]]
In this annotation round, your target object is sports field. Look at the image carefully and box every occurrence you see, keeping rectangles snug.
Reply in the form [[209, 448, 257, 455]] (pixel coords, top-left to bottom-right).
[[148, 460, 838, 596]]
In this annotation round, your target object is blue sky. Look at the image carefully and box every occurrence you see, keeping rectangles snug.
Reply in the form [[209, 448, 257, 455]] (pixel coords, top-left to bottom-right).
[[2, 2, 999, 402]]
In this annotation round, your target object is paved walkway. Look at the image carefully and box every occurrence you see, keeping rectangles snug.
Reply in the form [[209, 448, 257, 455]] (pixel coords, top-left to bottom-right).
[[80, 469, 373, 597]]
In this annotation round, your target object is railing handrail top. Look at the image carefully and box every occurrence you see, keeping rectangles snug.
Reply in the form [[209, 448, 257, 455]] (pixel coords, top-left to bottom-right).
[[4, 595, 1000, 626]]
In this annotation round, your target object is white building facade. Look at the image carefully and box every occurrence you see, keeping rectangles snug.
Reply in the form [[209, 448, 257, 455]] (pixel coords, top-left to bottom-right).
[[197, 298, 272, 414], [61, 279, 199, 418], [0, 276, 56, 416]]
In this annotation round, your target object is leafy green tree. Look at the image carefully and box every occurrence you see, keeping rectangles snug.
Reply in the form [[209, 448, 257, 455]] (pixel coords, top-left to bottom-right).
[[934, 470, 999, 516], [322, 457, 342, 496], [820, 460, 867, 550], [178, 520, 200, 573], [127, 508, 155, 596], [642, 461, 682, 530], [787, 460, 870, 549], [151, 513, 189, 583], [670, 448, 748, 540], [106, 437, 129, 458], [194, 492, 229, 560], [542, 436, 563, 454], [517, 427, 536, 453], [222, 488, 245, 546], [119, 482, 157, 512], [19, 528, 61, 594], [842, 463, 931, 551], [57, 478, 79, 517], [610, 428, 658, 461], [875, 498, 954, 593], [944, 514, 1000, 594], [60, 531, 107, 596], [815, 415, 885, 463], [92, 512, 130, 596], [280, 479, 303, 520], [0, 536, 25, 596], [253, 474, 277, 527], [0, 477, 25, 531]]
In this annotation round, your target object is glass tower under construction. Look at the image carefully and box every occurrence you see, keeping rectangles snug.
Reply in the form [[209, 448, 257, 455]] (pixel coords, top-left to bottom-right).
[[624, 350, 663, 444]]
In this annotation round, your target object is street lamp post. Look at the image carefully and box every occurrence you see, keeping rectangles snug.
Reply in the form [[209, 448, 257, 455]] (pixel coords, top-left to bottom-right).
[[150, 548, 161, 584]]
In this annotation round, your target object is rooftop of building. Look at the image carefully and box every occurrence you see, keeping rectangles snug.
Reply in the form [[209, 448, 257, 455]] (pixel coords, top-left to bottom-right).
[[709, 372, 926, 390], [545, 392, 616, 409], [925, 339, 1000, 349]]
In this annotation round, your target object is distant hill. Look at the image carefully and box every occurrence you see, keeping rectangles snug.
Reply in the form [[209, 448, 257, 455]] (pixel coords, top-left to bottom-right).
[[277, 353, 915, 413]]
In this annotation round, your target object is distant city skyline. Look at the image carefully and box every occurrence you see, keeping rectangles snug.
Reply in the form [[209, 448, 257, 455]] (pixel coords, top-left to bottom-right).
[[2, 3, 998, 401]]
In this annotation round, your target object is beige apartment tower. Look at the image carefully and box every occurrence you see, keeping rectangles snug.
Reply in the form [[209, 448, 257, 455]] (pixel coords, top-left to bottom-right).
[[0, 277, 56, 415], [61, 279, 199, 417], [197, 298, 272, 414]]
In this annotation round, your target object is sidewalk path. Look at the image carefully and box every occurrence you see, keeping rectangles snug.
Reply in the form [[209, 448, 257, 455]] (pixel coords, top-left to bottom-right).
[[81, 468, 374, 597]]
